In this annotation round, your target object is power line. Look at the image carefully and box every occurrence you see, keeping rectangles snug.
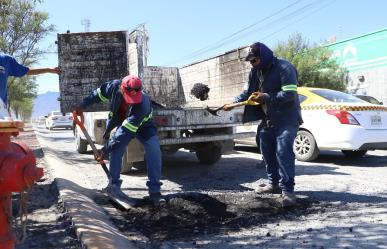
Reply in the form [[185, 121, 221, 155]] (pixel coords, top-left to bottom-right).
[[163, 0, 304, 66], [256, 1, 337, 63], [200, 0, 304, 51], [213, 0, 328, 50], [165, 0, 333, 66], [260, 0, 337, 43]]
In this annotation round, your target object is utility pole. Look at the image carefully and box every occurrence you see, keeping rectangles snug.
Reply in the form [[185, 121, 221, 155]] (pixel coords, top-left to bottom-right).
[[81, 18, 91, 32]]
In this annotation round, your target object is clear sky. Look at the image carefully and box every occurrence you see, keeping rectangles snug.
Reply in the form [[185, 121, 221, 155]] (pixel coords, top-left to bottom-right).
[[35, 0, 387, 94]]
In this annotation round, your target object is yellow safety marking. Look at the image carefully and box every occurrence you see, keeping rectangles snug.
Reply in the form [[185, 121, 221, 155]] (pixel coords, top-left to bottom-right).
[[282, 84, 297, 92], [97, 88, 108, 102], [301, 104, 387, 112]]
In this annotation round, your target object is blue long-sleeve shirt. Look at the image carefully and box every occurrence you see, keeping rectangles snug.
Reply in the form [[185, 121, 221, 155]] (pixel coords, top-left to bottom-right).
[[0, 53, 29, 104]]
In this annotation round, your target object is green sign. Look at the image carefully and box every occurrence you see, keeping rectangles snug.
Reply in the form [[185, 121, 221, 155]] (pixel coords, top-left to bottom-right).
[[328, 28, 387, 72]]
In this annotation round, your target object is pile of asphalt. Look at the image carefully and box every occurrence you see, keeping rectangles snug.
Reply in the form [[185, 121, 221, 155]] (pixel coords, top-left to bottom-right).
[[96, 191, 315, 243], [190, 83, 210, 101]]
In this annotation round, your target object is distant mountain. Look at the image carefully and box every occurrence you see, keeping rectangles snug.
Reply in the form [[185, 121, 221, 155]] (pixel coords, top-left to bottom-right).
[[32, 91, 60, 117]]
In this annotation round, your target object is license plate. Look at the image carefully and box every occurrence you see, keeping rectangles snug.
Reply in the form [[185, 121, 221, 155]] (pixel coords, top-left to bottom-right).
[[371, 115, 382, 126]]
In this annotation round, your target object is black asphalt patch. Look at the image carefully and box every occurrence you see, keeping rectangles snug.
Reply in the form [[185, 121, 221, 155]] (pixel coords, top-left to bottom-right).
[[96, 191, 313, 242]]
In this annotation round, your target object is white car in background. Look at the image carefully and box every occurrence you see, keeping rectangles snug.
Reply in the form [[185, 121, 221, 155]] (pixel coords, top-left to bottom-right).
[[45, 111, 73, 130], [295, 87, 387, 161], [236, 87, 387, 161]]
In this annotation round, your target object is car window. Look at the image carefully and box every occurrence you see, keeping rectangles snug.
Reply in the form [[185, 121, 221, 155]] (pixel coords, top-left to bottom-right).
[[52, 111, 62, 116], [356, 95, 381, 105], [311, 89, 367, 103], [367, 97, 381, 105], [298, 94, 307, 104]]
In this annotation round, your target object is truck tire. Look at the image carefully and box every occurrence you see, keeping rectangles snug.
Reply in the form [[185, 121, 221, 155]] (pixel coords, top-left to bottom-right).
[[341, 150, 367, 158], [121, 161, 132, 173], [74, 128, 88, 154], [293, 130, 319, 162], [121, 161, 146, 173], [196, 145, 222, 165]]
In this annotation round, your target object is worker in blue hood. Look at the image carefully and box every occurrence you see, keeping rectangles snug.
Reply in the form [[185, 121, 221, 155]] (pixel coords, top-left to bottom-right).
[[223, 42, 302, 207], [246, 42, 273, 70]]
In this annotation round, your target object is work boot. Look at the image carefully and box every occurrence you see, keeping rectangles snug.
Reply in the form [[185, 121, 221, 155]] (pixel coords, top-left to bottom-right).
[[103, 184, 126, 199], [148, 192, 166, 206], [255, 184, 282, 194], [281, 192, 297, 207]]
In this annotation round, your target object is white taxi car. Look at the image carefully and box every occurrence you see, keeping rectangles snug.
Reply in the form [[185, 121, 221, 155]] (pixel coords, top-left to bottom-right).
[[45, 111, 73, 130], [296, 87, 387, 161]]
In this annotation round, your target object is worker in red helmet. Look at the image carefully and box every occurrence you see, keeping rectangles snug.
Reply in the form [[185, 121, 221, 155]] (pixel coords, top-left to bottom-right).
[[74, 75, 164, 205]]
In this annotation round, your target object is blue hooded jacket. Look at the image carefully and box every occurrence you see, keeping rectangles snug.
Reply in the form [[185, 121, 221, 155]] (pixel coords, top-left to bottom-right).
[[235, 43, 302, 127], [80, 79, 157, 152]]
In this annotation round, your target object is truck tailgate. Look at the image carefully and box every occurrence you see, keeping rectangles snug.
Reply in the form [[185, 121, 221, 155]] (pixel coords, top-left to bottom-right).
[[154, 107, 244, 129]]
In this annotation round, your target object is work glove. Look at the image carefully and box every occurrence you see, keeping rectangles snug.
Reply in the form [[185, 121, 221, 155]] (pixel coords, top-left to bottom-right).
[[102, 131, 111, 142], [95, 146, 109, 162], [73, 105, 84, 116], [249, 91, 267, 104]]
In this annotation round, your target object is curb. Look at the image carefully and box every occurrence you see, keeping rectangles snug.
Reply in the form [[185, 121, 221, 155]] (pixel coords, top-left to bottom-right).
[[36, 134, 137, 249]]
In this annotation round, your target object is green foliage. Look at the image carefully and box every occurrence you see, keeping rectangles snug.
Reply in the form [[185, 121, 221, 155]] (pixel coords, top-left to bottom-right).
[[273, 32, 348, 91], [11, 96, 33, 120], [0, 0, 54, 119]]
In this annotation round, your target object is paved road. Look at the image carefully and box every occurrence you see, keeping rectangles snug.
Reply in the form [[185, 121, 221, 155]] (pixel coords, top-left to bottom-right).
[[34, 125, 387, 249]]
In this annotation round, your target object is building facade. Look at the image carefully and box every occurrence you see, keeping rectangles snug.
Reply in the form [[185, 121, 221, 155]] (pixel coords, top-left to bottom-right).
[[328, 28, 387, 103]]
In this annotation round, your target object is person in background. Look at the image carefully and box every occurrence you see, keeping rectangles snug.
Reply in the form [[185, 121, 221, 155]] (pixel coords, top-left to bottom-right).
[[74, 75, 165, 205], [0, 53, 59, 105], [223, 42, 302, 207]]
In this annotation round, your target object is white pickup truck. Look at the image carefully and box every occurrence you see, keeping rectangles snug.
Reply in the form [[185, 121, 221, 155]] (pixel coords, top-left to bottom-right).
[[74, 107, 251, 172], [58, 27, 255, 172]]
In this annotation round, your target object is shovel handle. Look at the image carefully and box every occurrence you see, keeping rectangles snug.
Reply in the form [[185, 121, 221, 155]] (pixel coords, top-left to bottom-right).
[[72, 111, 111, 178], [226, 99, 260, 108], [72, 110, 84, 127]]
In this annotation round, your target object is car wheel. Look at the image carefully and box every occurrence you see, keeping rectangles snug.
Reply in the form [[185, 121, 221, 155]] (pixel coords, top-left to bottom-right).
[[293, 130, 319, 162], [196, 145, 222, 164], [74, 127, 88, 154], [341, 150, 367, 158]]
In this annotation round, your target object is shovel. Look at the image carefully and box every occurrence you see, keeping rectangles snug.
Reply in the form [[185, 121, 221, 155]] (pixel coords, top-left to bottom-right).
[[72, 111, 141, 210], [72, 111, 110, 178], [206, 99, 259, 116]]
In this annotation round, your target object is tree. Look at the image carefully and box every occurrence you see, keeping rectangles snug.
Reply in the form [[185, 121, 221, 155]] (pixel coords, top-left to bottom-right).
[[273, 32, 348, 91], [0, 0, 55, 118]]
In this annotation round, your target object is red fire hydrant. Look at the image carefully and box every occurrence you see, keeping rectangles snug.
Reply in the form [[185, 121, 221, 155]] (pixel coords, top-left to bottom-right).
[[0, 102, 43, 249]]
